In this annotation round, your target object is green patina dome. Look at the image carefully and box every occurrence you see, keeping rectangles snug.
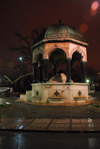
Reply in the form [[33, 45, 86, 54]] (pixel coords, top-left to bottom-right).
[[35, 23, 86, 44]]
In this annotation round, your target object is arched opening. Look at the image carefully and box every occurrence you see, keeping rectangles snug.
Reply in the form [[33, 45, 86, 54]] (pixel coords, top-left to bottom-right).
[[71, 51, 82, 82], [49, 48, 67, 79]]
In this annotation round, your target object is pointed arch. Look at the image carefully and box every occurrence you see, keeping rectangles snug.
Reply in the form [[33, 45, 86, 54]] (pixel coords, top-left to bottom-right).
[[44, 44, 68, 59], [33, 49, 43, 63], [69, 47, 87, 62]]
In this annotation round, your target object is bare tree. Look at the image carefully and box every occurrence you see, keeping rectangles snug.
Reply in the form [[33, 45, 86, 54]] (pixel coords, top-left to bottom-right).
[[3, 29, 39, 84], [9, 29, 38, 66], [2, 28, 46, 86], [2, 61, 32, 84]]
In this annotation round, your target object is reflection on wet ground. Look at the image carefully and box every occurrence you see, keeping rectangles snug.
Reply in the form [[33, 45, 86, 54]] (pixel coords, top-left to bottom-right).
[[0, 117, 100, 132], [0, 131, 100, 149]]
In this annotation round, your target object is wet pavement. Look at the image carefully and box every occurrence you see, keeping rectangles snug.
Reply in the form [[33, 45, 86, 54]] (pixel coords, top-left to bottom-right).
[[1, 96, 100, 148], [1, 117, 100, 132], [0, 96, 100, 132], [0, 131, 100, 149]]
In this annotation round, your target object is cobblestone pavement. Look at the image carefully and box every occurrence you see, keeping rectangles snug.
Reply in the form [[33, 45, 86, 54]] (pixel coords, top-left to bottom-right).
[[0, 96, 100, 131]]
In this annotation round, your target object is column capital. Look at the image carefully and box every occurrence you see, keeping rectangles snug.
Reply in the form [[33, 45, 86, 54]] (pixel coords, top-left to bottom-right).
[[81, 61, 87, 64], [32, 62, 38, 66], [43, 59, 49, 62], [67, 58, 72, 61]]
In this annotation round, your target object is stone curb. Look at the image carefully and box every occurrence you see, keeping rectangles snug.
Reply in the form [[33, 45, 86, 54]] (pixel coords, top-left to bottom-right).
[[1, 128, 100, 133]]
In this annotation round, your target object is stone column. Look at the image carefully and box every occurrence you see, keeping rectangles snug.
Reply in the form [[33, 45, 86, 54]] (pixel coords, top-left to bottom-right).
[[66, 59, 71, 82], [33, 62, 38, 83], [81, 61, 86, 83], [38, 66, 43, 83], [43, 59, 49, 82], [53, 64, 57, 75]]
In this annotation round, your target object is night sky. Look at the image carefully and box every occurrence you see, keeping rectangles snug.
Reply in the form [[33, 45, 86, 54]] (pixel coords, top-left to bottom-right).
[[0, 0, 100, 70]]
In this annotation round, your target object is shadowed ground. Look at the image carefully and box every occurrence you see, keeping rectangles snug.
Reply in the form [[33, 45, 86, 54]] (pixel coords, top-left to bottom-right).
[[0, 96, 100, 119]]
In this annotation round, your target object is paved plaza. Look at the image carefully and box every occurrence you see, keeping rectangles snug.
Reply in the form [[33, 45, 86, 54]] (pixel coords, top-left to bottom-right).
[[1, 117, 100, 132], [1, 96, 100, 149], [0, 96, 100, 132]]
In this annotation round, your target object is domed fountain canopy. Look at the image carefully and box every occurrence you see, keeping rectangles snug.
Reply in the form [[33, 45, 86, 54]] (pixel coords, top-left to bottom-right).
[[34, 23, 86, 44]]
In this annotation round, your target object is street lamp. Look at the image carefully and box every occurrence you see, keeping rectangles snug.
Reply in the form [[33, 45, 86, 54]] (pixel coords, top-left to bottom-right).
[[19, 57, 23, 61], [86, 79, 90, 83], [19, 57, 23, 69], [18, 57, 23, 96], [86, 79, 90, 93]]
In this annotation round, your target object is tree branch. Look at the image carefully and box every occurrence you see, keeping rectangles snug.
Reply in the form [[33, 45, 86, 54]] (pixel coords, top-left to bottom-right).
[[14, 32, 33, 58], [4, 73, 33, 84], [9, 46, 29, 51]]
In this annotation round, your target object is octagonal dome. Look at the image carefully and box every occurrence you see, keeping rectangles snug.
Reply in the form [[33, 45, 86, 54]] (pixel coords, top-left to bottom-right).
[[34, 24, 86, 44]]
